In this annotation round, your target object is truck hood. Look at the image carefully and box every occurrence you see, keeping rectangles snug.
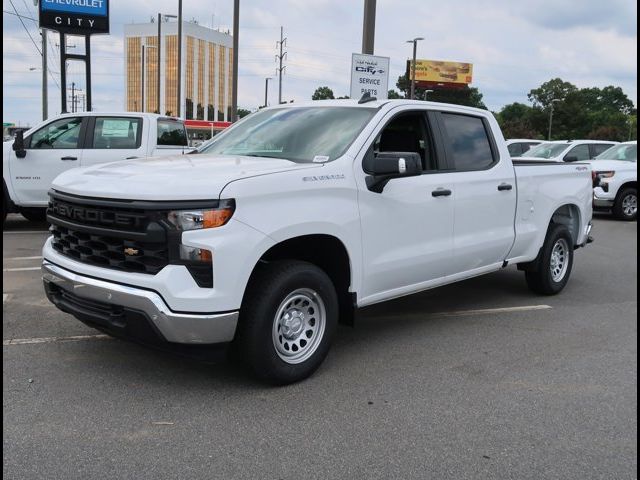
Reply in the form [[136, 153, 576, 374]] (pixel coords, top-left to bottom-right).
[[583, 159, 637, 171], [52, 154, 321, 200]]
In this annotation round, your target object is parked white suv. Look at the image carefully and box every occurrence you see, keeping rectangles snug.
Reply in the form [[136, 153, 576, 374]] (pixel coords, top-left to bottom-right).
[[520, 140, 617, 162], [587, 141, 637, 220], [3, 112, 191, 224], [41, 100, 594, 384]]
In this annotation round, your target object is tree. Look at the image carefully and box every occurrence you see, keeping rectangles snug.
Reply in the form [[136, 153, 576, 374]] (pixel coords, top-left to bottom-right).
[[395, 74, 486, 109], [312, 86, 335, 100], [387, 89, 403, 99], [527, 78, 578, 109], [237, 108, 251, 119]]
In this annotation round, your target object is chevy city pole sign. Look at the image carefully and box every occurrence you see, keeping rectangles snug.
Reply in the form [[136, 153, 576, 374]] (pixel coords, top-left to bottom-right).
[[350, 53, 390, 100], [39, 0, 110, 34]]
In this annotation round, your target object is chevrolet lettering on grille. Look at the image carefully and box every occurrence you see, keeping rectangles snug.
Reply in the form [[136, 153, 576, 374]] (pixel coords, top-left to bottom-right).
[[52, 202, 146, 228]]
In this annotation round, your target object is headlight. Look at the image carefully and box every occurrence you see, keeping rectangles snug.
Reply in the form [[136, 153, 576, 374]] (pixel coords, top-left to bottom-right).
[[167, 200, 235, 230]]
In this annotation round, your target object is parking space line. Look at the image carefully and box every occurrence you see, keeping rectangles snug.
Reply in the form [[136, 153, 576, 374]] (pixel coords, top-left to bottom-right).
[[2, 231, 50, 235], [5, 256, 43, 261], [3, 294, 8, 304], [3, 334, 112, 346], [433, 304, 552, 317], [3, 267, 42, 272]]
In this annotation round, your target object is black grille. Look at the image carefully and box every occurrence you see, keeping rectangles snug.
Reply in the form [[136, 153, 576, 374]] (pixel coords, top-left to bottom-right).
[[51, 224, 169, 274], [48, 192, 170, 275]]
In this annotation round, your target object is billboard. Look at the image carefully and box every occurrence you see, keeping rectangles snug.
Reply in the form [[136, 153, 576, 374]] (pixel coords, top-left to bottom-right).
[[350, 53, 390, 100], [408, 60, 473, 85], [39, 0, 109, 34]]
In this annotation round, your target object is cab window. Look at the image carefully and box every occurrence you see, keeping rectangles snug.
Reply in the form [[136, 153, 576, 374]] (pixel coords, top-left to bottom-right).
[[28, 117, 82, 149], [157, 119, 188, 146], [565, 144, 590, 161], [91, 117, 142, 149]]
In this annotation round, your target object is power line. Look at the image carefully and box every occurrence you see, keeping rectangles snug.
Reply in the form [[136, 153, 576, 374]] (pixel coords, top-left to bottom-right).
[[8, 0, 41, 56], [2, 9, 37, 22]]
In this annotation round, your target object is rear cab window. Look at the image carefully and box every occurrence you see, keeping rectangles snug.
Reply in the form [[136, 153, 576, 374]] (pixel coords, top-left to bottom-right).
[[91, 117, 142, 149], [157, 119, 188, 147], [439, 113, 496, 171]]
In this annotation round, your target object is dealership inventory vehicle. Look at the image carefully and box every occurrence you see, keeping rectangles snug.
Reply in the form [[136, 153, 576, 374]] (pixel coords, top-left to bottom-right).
[[506, 139, 545, 157], [520, 139, 617, 163], [587, 141, 637, 220], [41, 99, 594, 384], [3, 112, 191, 224]]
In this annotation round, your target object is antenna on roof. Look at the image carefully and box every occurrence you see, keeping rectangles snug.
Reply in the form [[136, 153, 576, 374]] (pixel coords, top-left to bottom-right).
[[358, 92, 377, 104]]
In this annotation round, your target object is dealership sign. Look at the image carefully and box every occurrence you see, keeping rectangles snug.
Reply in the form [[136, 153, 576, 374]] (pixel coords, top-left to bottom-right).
[[407, 59, 473, 86], [39, 0, 110, 34], [350, 53, 390, 100]]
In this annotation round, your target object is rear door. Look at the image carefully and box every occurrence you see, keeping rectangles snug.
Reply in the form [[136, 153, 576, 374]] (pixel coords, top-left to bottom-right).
[[80, 116, 145, 167], [435, 111, 517, 274], [153, 118, 190, 156], [10, 116, 87, 205]]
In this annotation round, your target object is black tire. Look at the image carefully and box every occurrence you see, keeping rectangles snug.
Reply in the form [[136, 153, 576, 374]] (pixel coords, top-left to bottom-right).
[[235, 260, 338, 385], [20, 207, 47, 223], [525, 223, 574, 295], [612, 187, 637, 221]]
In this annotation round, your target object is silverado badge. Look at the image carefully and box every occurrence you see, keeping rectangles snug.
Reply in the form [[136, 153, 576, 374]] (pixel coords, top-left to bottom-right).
[[124, 247, 140, 256]]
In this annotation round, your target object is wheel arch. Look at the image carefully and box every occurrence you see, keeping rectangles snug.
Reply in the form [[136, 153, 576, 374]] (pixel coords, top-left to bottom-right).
[[550, 203, 582, 247], [244, 234, 356, 325]]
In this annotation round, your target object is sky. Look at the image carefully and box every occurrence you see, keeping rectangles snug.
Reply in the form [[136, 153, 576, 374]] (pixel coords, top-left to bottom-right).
[[2, 0, 638, 127]]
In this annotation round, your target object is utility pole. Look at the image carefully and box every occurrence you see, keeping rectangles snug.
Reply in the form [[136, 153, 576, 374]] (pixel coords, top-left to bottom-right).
[[141, 45, 145, 111], [41, 29, 48, 120], [361, 0, 376, 54], [276, 26, 287, 104], [231, 0, 239, 122], [548, 98, 561, 140], [177, 0, 183, 117], [264, 77, 271, 107], [71, 82, 75, 113], [406, 37, 424, 100], [157, 13, 162, 114]]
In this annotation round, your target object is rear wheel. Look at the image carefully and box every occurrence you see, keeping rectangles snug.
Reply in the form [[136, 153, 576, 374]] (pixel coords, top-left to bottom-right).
[[20, 207, 47, 223], [525, 223, 574, 295], [613, 187, 637, 221], [235, 260, 338, 384]]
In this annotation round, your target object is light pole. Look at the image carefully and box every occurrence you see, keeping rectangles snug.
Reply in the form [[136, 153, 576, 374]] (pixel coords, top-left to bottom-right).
[[406, 37, 424, 100], [264, 77, 271, 108], [231, 0, 239, 121], [362, 0, 376, 54], [158, 13, 177, 115], [548, 98, 562, 140], [424, 89, 434, 100]]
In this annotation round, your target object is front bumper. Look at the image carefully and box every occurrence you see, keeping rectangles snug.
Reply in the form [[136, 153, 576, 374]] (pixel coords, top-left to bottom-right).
[[42, 261, 238, 345]]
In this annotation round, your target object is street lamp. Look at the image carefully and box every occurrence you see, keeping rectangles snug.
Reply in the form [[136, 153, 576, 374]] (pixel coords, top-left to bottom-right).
[[424, 89, 434, 100], [406, 37, 424, 100], [547, 98, 562, 141]]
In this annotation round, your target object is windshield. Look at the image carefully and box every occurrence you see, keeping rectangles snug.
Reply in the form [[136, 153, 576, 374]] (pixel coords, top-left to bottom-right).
[[197, 107, 376, 163], [595, 143, 637, 162], [525, 142, 569, 159]]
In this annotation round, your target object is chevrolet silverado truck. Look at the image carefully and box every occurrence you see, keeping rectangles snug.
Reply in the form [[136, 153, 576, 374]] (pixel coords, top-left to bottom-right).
[[3, 112, 190, 224], [41, 99, 594, 384]]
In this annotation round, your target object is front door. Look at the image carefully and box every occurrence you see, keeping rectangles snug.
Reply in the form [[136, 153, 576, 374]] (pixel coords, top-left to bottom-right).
[[10, 116, 86, 206], [356, 108, 455, 304]]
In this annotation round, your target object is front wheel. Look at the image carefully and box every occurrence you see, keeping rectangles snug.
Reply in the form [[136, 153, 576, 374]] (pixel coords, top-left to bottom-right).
[[613, 187, 637, 221], [235, 260, 338, 384], [20, 207, 47, 223], [525, 223, 574, 295]]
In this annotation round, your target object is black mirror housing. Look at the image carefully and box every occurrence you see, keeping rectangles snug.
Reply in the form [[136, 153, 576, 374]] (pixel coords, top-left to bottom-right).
[[12, 130, 26, 158], [364, 151, 422, 193]]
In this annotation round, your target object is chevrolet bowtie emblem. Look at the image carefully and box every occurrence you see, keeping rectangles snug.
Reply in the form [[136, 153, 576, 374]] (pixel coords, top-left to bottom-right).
[[124, 247, 140, 256]]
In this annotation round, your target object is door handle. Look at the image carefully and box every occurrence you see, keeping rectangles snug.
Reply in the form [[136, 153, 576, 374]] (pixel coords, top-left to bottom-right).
[[497, 183, 513, 191], [125, 156, 138, 160], [432, 188, 452, 197], [60, 156, 78, 161]]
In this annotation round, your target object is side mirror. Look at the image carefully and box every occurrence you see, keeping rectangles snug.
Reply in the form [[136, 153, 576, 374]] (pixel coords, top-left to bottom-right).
[[564, 155, 578, 162], [12, 130, 26, 158], [364, 151, 422, 193]]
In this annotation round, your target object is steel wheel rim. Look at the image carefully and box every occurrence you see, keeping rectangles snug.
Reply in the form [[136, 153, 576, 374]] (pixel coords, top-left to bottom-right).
[[272, 288, 326, 364], [550, 238, 569, 282], [622, 193, 637, 217]]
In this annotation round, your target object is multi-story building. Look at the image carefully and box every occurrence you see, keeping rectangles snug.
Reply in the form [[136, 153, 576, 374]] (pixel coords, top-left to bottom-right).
[[124, 20, 233, 122]]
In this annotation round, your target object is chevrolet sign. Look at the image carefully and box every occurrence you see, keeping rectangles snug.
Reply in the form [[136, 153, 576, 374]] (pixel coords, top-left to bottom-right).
[[40, 0, 110, 34]]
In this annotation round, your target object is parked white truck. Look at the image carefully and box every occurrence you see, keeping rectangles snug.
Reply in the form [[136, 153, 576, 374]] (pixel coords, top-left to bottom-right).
[[3, 112, 190, 223], [41, 99, 594, 384]]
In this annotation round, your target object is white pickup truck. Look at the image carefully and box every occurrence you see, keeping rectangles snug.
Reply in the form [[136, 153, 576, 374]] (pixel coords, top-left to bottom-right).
[[3, 112, 190, 223], [41, 99, 594, 384]]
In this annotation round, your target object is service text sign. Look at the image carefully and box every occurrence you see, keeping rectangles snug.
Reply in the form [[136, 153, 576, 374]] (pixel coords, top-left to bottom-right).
[[39, 0, 110, 34], [350, 53, 390, 100]]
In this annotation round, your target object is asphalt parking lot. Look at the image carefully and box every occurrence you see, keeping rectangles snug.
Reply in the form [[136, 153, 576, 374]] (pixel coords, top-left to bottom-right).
[[3, 213, 637, 480]]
